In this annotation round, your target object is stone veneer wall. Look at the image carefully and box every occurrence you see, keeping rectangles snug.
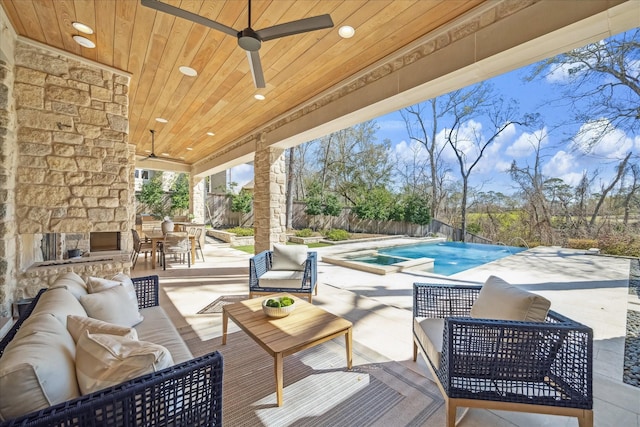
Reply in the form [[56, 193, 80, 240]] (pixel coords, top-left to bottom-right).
[[0, 7, 18, 317], [0, 29, 136, 315], [253, 146, 286, 253]]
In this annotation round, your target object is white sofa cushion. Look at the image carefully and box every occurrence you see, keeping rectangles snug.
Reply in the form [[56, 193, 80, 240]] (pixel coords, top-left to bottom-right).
[[259, 270, 305, 289], [136, 306, 193, 364], [67, 315, 138, 343], [80, 285, 144, 327], [31, 287, 88, 328], [49, 272, 88, 299], [471, 275, 551, 322], [271, 244, 308, 271], [0, 313, 80, 421], [414, 317, 445, 370], [75, 331, 173, 395]]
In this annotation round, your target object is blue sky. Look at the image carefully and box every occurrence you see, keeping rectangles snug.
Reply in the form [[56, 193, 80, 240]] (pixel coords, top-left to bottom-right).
[[231, 31, 639, 196]]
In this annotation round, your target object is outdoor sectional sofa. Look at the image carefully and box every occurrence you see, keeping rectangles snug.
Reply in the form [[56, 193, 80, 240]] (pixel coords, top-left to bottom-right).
[[0, 273, 223, 427]]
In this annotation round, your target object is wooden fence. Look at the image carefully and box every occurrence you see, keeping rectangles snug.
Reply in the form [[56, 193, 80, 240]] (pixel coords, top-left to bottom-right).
[[198, 194, 492, 243]]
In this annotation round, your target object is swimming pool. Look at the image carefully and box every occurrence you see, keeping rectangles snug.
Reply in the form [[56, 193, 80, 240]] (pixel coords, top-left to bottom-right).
[[377, 241, 525, 275]]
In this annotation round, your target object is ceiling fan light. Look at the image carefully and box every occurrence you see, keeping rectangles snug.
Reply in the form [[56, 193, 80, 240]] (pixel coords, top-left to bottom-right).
[[72, 22, 94, 34], [179, 66, 198, 76], [155, 117, 168, 123], [338, 25, 355, 39], [254, 94, 265, 101], [73, 35, 95, 48]]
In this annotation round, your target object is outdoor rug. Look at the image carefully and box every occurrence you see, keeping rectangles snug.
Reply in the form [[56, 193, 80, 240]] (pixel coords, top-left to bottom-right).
[[197, 295, 249, 314], [182, 329, 444, 426]]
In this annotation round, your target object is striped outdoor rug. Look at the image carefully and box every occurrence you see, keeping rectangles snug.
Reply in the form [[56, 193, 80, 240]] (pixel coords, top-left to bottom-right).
[[182, 330, 444, 426]]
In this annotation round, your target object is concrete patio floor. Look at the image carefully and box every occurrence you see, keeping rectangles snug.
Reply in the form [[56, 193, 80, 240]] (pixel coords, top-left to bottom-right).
[[131, 238, 640, 427]]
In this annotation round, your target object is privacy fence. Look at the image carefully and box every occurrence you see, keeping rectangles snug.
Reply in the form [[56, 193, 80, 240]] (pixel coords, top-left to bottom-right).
[[201, 194, 491, 244]]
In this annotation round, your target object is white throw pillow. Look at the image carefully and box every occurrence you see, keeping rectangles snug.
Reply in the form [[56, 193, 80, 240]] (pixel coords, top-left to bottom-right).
[[49, 272, 88, 299], [67, 315, 138, 343], [75, 331, 173, 395], [470, 275, 551, 322], [79, 285, 144, 327], [30, 287, 87, 328], [271, 244, 308, 271], [88, 275, 140, 310]]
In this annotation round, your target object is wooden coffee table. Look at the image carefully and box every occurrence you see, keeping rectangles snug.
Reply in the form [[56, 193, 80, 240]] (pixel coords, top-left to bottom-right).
[[222, 294, 353, 406]]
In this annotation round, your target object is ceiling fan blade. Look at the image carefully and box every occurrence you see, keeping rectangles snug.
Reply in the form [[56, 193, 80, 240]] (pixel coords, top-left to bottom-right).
[[247, 50, 266, 88], [257, 14, 334, 41], [140, 0, 237, 37]]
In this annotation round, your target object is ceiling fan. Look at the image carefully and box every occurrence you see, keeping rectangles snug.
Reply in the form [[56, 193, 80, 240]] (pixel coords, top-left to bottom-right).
[[140, 0, 334, 88], [139, 129, 184, 163]]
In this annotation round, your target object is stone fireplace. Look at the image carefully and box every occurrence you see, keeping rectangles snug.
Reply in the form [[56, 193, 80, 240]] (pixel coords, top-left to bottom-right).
[[0, 13, 137, 315]]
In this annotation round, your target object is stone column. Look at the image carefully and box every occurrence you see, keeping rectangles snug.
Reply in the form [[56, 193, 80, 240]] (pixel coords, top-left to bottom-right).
[[0, 10, 17, 317], [190, 175, 205, 224], [253, 144, 286, 254]]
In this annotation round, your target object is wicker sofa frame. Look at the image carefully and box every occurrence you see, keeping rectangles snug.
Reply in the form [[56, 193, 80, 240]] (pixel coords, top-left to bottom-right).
[[249, 250, 318, 302], [412, 283, 593, 427], [0, 275, 223, 427]]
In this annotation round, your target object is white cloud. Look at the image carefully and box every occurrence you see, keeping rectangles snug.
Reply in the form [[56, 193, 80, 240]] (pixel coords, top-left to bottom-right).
[[543, 150, 575, 176], [571, 119, 634, 159], [505, 127, 549, 158], [393, 139, 429, 163]]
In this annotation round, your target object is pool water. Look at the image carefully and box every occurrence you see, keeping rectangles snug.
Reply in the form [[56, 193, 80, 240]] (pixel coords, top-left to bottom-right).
[[349, 254, 408, 266], [378, 241, 525, 276]]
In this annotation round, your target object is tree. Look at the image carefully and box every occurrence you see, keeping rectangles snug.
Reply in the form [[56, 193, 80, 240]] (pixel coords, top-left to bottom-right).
[[442, 82, 521, 241], [229, 189, 253, 227], [170, 173, 190, 215], [401, 99, 450, 219], [137, 172, 166, 218], [589, 152, 632, 230], [527, 29, 640, 149]]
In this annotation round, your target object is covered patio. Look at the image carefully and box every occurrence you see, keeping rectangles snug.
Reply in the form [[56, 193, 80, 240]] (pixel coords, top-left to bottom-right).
[[134, 238, 638, 426]]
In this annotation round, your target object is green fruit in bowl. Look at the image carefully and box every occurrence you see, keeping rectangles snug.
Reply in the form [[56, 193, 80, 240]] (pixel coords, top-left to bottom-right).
[[266, 299, 276, 307]]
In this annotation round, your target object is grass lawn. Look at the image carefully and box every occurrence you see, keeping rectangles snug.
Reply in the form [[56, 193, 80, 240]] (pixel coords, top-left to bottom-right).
[[232, 241, 332, 255]]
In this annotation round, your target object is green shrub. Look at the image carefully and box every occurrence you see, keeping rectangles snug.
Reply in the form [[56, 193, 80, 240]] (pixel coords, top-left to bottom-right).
[[325, 229, 350, 241], [295, 228, 314, 238], [226, 227, 254, 236]]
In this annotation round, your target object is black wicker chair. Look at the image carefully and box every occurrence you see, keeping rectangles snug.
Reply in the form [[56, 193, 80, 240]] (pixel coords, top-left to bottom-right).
[[0, 276, 223, 427], [412, 283, 593, 427], [249, 250, 317, 302]]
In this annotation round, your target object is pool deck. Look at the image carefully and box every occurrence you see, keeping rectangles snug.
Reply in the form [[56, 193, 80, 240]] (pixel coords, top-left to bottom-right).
[[134, 237, 640, 426]]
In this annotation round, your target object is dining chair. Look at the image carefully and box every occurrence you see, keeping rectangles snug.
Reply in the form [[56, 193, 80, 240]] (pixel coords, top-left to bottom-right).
[[161, 232, 191, 270]]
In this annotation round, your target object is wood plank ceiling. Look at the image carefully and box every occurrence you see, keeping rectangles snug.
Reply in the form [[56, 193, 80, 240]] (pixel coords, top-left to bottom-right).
[[0, 0, 483, 167]]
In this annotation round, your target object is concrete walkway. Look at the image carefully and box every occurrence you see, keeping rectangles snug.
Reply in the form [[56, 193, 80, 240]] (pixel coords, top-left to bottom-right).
[[132, 238, 640, 427]]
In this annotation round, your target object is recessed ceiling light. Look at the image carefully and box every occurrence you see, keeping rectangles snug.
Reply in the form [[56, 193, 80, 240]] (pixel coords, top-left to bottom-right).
[[161, 153, 169, 157], [144, 150, 151, 153], [72, 22, 94, 34], [179, 66, 198, 77], [186, 147, 194, 151], [338, 26, 355, 39], [155, 117, 168, 123], [206, 132, 215, 136], [254, 94, 265, 101], [72, 35, 95, 48]]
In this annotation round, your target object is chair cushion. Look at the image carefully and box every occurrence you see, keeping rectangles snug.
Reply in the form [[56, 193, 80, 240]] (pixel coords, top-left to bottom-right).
[[0, 313, 80, 421], [67, 315, 138, 343], [470, 275, 551, 322], [414, 317, 445, 370], [75, 331, 173, 395], [259, 269, 305, 289], [136, 306, 193, 364], [79, 285, 144, 327], [49, 272, 88, 299], [31, 287, 88, 328], [271, 244, 308, 271]]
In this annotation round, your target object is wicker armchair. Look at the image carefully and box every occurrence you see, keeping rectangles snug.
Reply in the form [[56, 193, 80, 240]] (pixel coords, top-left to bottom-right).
[[413, 282, 593, 427], [249, 248, 317, 303], [0, 276, 223, 427]]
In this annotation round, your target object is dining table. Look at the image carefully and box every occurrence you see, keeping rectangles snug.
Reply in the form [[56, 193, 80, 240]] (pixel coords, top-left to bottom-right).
[[143, 230, 197, 269]]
